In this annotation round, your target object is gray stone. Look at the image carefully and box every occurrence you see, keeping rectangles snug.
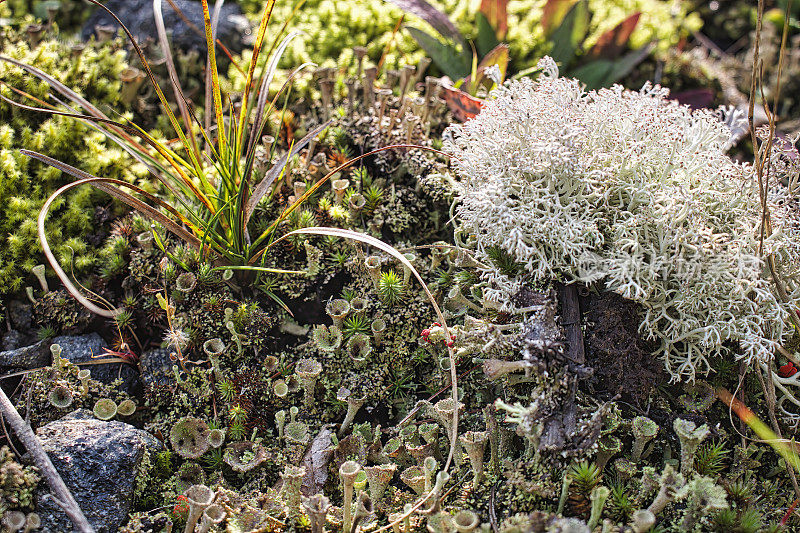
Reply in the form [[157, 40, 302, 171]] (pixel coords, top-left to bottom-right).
[[82, 0, 250, 63], [2, 329, 24, 351], [7, 299, 32, 331], [35, 410, 163, 533], [53, 334, 140, 396], [138, 346, 174, 387], [0, 340, 49, 369]]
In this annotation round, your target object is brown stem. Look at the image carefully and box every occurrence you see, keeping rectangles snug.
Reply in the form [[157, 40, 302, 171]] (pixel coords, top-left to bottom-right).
[[0, 385, 94, 532]]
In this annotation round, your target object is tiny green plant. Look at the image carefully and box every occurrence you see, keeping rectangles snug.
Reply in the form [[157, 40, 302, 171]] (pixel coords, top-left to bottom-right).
[[1, 0, 325, 317]]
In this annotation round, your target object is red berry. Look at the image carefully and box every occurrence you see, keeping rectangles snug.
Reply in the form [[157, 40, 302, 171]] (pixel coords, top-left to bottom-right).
[[779, 362, 798, 378]]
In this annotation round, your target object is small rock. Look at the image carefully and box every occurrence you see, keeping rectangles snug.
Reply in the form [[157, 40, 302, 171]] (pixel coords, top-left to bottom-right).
[[7, 300, 32, 331], [2, 329, 26, 351], [82, 0, 250, 61], [35, 410, 163, 532], [0, 340, 49, 369], [53, 334, 140, 396], [138, 346, 173, 387]]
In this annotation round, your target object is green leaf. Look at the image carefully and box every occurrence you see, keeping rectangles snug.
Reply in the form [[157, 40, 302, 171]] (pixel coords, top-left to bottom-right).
[[476, 12, 500, 57], [603, 43, 654, 86], [569, 60, 613, 90], [406, 26, 470, 79], [548, 0, 589, 69]]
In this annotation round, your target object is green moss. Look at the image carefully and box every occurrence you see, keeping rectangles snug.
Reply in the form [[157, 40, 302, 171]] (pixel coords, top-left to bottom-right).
[[0, 30, 148, 296]]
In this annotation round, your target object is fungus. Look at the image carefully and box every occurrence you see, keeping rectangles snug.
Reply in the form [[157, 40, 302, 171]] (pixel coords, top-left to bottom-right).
[[348, 193, 367, 218], [326, 298, 351, 330], [295, 358, 323, 407], [302, 493, 331, 533], [332, 179, 350, 206], [363, 66, 377, 106], [176, 462, 206, 495], [587, 486, 610, 530], [400, 465, 425, 495], [614, 457, 638, 482], [22, 513, 39, 533], [350, 297, 368, 317], [273, 380, 289, 398], [405, 441, 435, 464], [364, 463, 397, 503], [170, 417, 211, 459], [459, 431, 487, 489], [353, 46, 367, 78], [119, 66, 146, 105], [293, 181, 308, 199], [223, 442, 268, 473], [423, 456, 438, 494], [337, 387, 367, 437], [647, 464, 685, 516], [77, 369, 91, 397], [631, 416, 658, 463], [275, 410, 286, 440], [401, 252, 416, 289], [286, 375, 300, 394], [351, 491, 373, 533], [675, 476, 728, 531], [48, 385, 73, 410], [382, 437, 410, 466], [117, 399, 136, 417], [2, 511, 25, 532], [482, 358, 530, 381], [285, 420, 310, 445], [196, 504, 226, 533], [93, 398, 117, 420], [631, 509, 655, 533], [50, 343, 64, 373], [339, 461, 361, 533], [453, 509, 479, 533], [202, 338, 226, 381], [673, 418, 710, 477], [364, 256, 383, 290], [31, 264, 47, 292], [430, 398, 464, 465], [346, 334, 372, 366], [313, 324, 343, 354], [430, 242, 450, 271], [264, 355, 280, 374], [595, 434, 622, 471], [281, 465, 306, 516], [175, 272, 197, 293], [183, 485, 215, 533], [371, 318, 386, 347], [207, 428, 225, 448]]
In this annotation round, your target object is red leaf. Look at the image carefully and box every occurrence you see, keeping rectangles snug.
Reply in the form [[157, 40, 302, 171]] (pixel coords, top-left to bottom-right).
[[440, 85, 484, 121], [588, 12, 641, 60]]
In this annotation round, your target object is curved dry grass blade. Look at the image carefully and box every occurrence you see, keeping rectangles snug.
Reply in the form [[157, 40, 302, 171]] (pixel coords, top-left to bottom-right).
[[38, 175, 207, 317], [23, 150, 201, 244], [154, 0, 201, 161], [243, 119, 330, 225], [275, 227, 460, 472], [3, 93, 214, 209]]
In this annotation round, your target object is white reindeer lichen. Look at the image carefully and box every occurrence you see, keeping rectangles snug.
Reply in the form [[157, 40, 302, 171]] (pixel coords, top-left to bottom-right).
[[444, 57, 800, 381]]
